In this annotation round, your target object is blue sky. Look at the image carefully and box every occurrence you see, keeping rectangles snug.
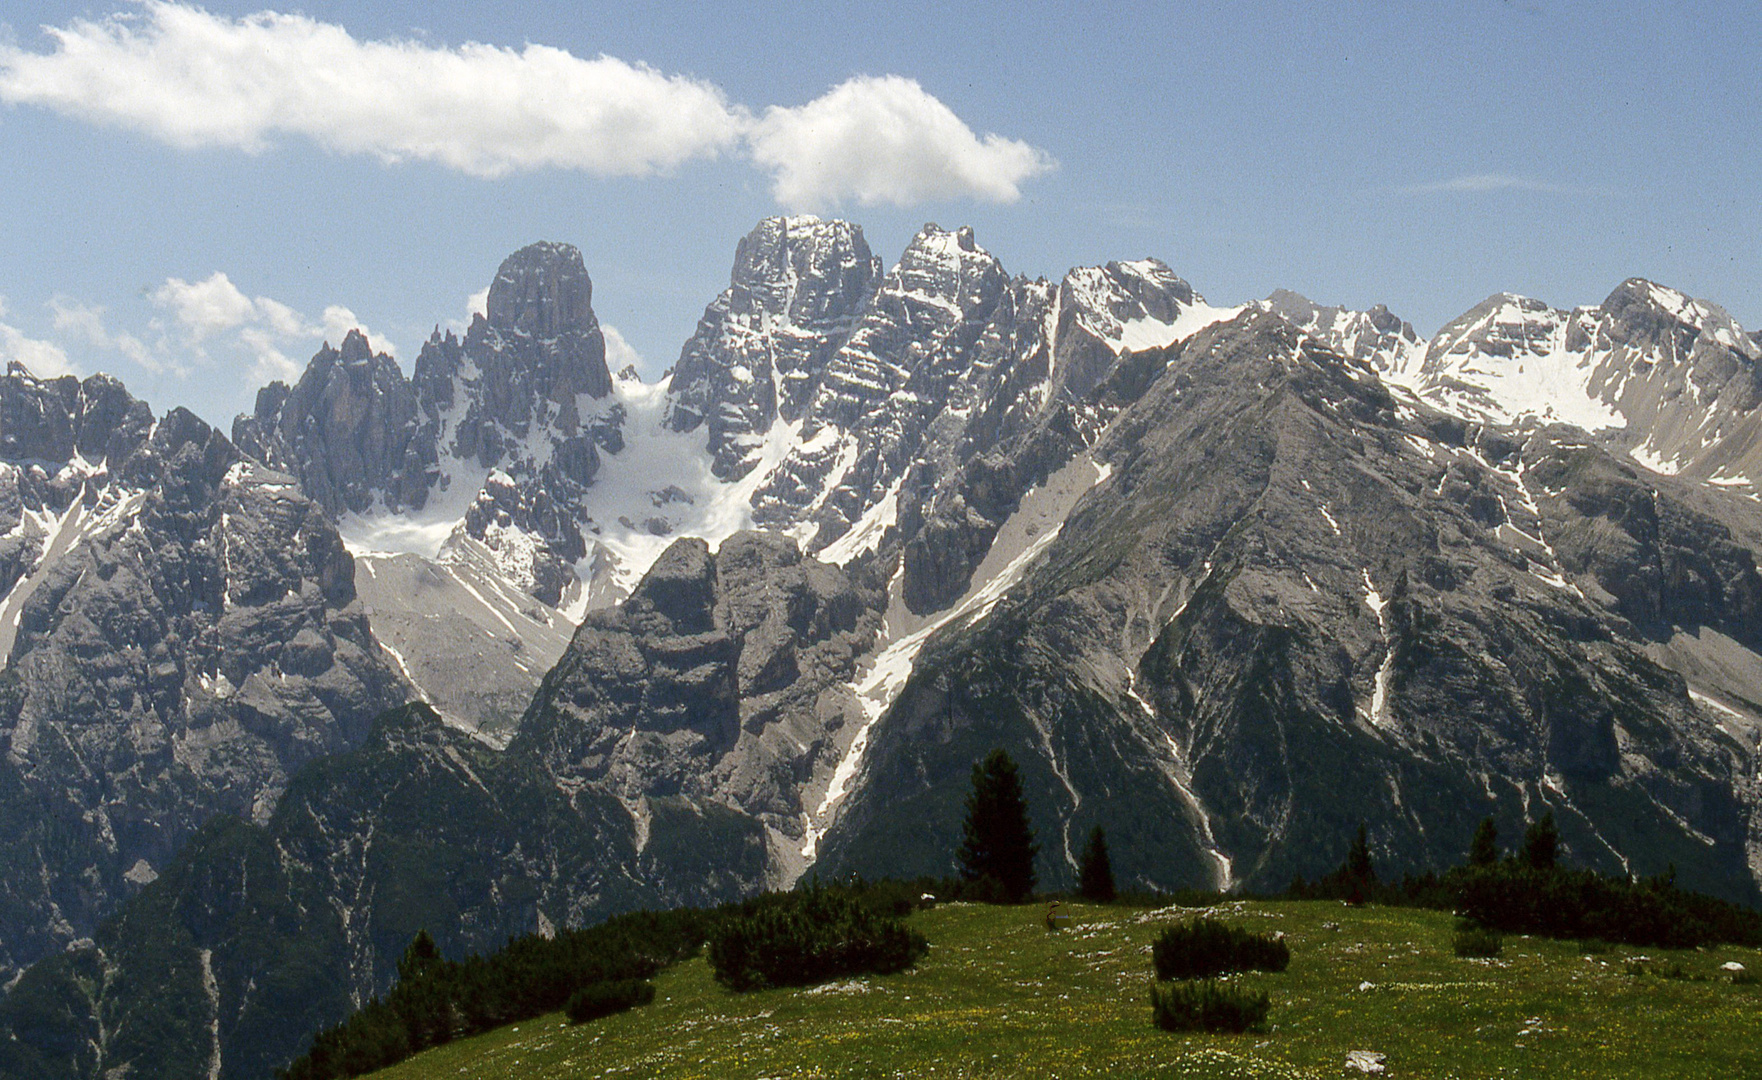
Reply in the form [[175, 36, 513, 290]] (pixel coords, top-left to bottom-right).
[[0, 0, 1756, 428]]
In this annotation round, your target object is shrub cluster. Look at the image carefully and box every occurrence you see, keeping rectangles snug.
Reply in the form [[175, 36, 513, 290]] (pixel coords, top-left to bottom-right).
[[1151, 918, 1290, 980], [707, 882, 929, 992], [1452, 926, 1503, 958], [565, 979, 656, 1024], [1453, 864, 1762, 949], [278, 909, 708, 1080], [1150, 980, 1270, 1033]]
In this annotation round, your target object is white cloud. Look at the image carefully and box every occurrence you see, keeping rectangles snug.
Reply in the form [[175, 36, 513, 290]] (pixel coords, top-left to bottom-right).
[[0, 297, 78, 378], [749, 76, 1054, 210], [148, 272, 257, 341], [49, 297, 167, 374], [143, 272, 392, 383], [467, 288, 490, 321], [1399, 173, 1585, 195], [601, 323, 642, 373], [0, 6, 1053, 207], [0, 1, 745, 179]]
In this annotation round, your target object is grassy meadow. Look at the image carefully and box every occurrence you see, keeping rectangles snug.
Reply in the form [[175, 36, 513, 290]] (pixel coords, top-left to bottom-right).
[[363, 898, 1761, 1079]]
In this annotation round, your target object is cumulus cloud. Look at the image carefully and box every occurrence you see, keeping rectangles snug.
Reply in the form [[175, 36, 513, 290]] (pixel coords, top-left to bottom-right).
[[0, 1, 744, 178], [0, 297, 78, 378], [749, 76, 1054, 209], [148, 272, 257, 342], [0, 4, 1052, 206], [145, 272, 392, 383]]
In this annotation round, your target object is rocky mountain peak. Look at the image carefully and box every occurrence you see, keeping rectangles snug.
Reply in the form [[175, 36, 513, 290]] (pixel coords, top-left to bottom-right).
[[666, 217, 882, 478], [1254, 289, 1421, 376], [231, 332, 426, 517], [894, 222, 1005, 298], [1599, 277, 1758, 358], [486, 241, 597, 340], [475, 241, 613, 403]]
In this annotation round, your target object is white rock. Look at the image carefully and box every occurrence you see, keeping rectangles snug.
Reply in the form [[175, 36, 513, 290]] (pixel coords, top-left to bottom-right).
[[1346, 1050, 1387, 1074], [1722, 961, 1746, 972]]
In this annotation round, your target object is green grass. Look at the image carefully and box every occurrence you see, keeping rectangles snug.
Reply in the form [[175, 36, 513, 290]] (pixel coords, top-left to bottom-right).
[[362, 899, 1762, 1079]]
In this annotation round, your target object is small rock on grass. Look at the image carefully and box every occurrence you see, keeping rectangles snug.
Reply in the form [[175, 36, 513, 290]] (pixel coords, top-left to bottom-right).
[[1346, 1049, 1387, 1074]]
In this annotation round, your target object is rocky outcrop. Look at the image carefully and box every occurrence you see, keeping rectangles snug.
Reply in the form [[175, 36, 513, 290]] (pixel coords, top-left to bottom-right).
[[666, 217, 882, 479], [518, 531, 885, 871], [232, 330, 431, 516], [0, 368, 407, 983], [238, 242, 620, 607]]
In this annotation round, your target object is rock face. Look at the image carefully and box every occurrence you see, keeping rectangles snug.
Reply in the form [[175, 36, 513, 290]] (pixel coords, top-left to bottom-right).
[[231, 330, 430, 515], [0, 704, 649, 1080], [238, 241, 619, 609], [518, 531, 885, 878], [1383, 280, 1762, 482], [819, 311, 1761, 902], [0, 367, 406, 984], [666, 217, 882, 479], [0, 524, 885, 1080]]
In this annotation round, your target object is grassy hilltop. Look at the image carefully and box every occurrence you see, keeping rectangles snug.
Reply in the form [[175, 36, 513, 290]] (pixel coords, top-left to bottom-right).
[[360, 899, 1761, 1080]]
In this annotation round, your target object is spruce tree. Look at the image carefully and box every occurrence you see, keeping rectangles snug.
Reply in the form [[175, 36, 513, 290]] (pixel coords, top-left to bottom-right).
[[1522, 811, 1560, 870], [1467, 816, 1499, 867], [1077, 825, 1117, 903], [1346, 823, 1375, 883], [957, 748, 1039, 902]]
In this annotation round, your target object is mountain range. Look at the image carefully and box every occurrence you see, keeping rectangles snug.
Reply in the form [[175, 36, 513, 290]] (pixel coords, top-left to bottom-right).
[[1, 216, 1761, 1078]]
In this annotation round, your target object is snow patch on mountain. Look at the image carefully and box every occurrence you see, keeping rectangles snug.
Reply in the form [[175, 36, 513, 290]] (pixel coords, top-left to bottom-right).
[[1414, 296, 1625, 431], [801, 453, 1110, 859]]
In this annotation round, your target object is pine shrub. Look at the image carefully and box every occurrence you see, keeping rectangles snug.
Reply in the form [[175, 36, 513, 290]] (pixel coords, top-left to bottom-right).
[[1151, 918, 1289, 981], [707, 882, 929, 992], [1150, 980, 1270, 1033], [278, 908, 709, 1080], [564, 979, 655, 1024], [1453, 926, 1503, 957], [1452, 863, 1762, 949]]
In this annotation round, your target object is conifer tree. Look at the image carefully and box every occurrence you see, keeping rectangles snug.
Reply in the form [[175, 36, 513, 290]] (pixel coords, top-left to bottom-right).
[[1077, 825, 1117, 903], [1346, 823, 1375, 883], [1522, 811, 1560, 870], [958, 748, 1039, 902], [1467, 816, 1499, 867]]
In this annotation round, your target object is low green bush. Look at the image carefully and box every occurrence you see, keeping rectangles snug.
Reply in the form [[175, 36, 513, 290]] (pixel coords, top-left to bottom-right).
[[1453, 926, 1503, 957], [1150, 980, 1270, 1033], [1452, 864, 1762, 949], [1151, 918, 1289, 980], [707, 882, 929, 992], [565, 979, 655, 1024]]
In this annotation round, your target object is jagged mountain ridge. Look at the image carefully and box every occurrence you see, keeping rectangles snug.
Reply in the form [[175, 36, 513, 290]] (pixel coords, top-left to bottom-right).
[[241, 219, 1243, 734], [0, 366, 406, 984], [5, 219, 1762, 1079], [1358, 280, 1762, 486]]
